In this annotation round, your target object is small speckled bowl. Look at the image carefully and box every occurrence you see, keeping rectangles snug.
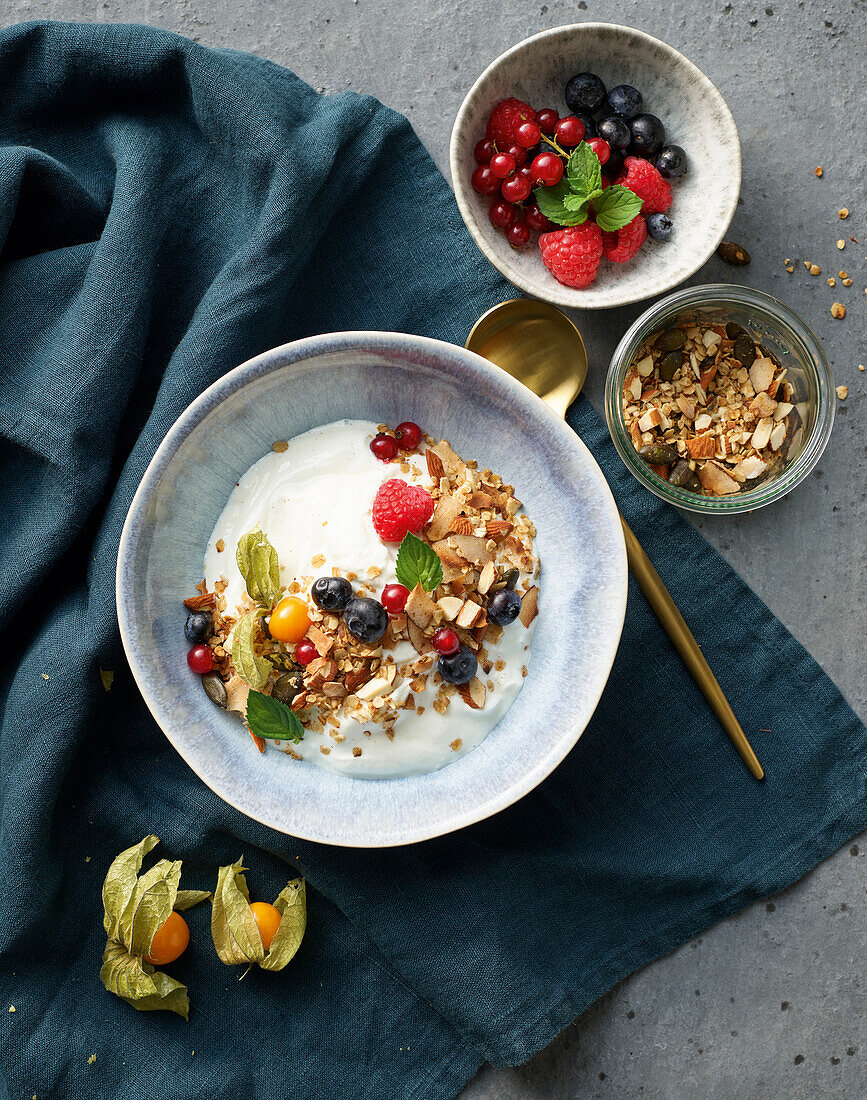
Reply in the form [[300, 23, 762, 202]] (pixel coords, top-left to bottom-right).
[[117, 333, 627, 847], [450, 23, 741, 309]]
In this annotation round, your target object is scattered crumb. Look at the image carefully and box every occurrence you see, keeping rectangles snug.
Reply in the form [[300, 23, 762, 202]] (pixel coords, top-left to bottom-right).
[[859, 364, 865, 372], [785, 264, 794, 273], [843, 278, 853, 287], [827, 278, 836, 287], [40, 673, 49, 681], [835, 385, 848, 400], [836, 239, 845, 250], [839, 271, 848, 279], [99, 669, 114, 693], [803, 260, 811, 270], [784, 258, 791, 264], [450, 738, 462, 751], [272, 441, 288, 453], [8, 1006, 14, 1013], [310, 554, 326, 568], [831, 302, 846, 319], [809, 264, 821, 276], [815, 166, 823, 177], [838, 208, 849, 219], [87, 1055, 96, 1065], [352, 747, 362, 757], [85, 856, 92, 863], [216, 538, 225, 553]]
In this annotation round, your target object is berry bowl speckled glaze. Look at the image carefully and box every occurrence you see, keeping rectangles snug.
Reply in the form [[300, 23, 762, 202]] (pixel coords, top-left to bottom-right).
[[117, 333, 627, 847], [450, 23, 741, 310]]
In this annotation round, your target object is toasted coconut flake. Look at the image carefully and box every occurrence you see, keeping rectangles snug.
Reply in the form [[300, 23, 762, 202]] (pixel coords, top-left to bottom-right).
[[405, 584, 440, 629], [748, 391, 777, 419], [225, 674, 250, 715], [748, 357, 775, 393], [457, 677, 487, 710], [183, 590, 216, 611], [306, 623, 334, 656], [448, 534, 494, 566], [427, 493, 463, 541], [518, 586, 539, 627], [429, 440, 464, 477], [697, 461, 740, 495]]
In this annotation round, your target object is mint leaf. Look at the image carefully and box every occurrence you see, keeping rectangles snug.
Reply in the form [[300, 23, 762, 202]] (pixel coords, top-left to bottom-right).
[[593, 185, 643, 232], [246, 690, 305, 743], [563, 193, 591, 212], [566, 142, 602, 198], [534, 180, 589, 227], [394, 532, 443, 592]]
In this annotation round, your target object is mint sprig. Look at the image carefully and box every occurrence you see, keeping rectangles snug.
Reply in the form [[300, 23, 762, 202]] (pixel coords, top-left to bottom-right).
[[246, 689, 305, 743], [532, 141, 641, 232], [394, 532, 443, 593]]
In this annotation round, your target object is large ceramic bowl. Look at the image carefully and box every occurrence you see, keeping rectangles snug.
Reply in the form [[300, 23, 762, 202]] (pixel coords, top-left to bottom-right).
[[450, 23, 741, 309], [117, 333, 627, 847]]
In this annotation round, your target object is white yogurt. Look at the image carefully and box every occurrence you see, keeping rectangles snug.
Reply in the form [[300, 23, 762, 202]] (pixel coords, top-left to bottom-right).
[[204, 419, 536, 778]]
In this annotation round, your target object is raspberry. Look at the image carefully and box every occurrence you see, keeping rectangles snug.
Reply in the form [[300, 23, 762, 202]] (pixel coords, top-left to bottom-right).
[[538, 223, 603, 288], [614, 156, 672, 215], [602, 214, 648, 263], [372, 479, 434, 543], [486, 98, 536, 147]]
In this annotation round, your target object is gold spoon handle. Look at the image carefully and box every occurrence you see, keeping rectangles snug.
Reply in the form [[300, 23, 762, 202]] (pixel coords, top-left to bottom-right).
[[620, 516, 764, 780]]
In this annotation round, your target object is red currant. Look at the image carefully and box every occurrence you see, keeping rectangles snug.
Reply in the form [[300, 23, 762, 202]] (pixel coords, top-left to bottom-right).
[[587, 137, 610, 165], [514, 121, 541, 148], [471, 165, 500, 196], [516, 164, 534, 184], [294, 639, 317, 666], [474, 138, 495, 164], [394, 421, 422, 449], [488, 200, 516, 229], [554, 116, 586, 147], [506, 220, 530, 249], [187, 644, 213, 674], [489, 153, 516, 179], [432, 627, 460, 655], [500, 174, 531, 202], [536, 107, 559, 134], [370, 434, 399, 462], [380, 583, 410, 615], [524, 202, 553, 232], [504, 144, 528, 167], [530, 152, 564, 186]]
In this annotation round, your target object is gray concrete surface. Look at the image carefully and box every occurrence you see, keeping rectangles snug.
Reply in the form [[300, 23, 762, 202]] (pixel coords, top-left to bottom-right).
[[4, 0, 864, 1095]]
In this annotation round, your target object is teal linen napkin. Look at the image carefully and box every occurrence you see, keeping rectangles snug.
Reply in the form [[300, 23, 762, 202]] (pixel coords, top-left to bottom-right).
[[1, 22, 864, 1100]]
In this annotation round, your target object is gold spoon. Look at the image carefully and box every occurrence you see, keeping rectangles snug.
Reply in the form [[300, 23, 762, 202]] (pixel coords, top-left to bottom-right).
[[466, 298, 764, 781]]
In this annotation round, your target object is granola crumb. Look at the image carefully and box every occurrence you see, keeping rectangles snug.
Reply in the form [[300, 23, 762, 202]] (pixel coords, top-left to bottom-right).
[[352, 747, 362, 757], [835, 385, 848, 400], [272, 440, 288, 453], [839, 270, 848, 280], [450, 738, 462, 751], [814, 166, 823, 177], [827, 278, 836, 287], [809, 264, 821, 276], [859, 364, 865, 372], [311, 553, 326, 568], [831, 302, 846, 319], [836, 239, 845, 250], [838, 208, 849, 219], [216, 538, 225, 553], [842, 278, 853, 287]]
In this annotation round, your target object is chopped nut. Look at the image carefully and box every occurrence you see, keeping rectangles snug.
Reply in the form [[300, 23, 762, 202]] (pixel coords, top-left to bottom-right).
[[685, 434, 717, 460], [831, 302, 846, 319], [518, 586, 538, 627], [477, 561, 497, 595], [436, 595, 464, 621], [405, 584, 440, 630], [835, 385, 848, 400], [455, 600, 485, 629], [457, 678, 487, 710]]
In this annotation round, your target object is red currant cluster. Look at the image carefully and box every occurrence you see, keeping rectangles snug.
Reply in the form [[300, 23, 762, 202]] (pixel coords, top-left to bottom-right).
[[470, 98, 609, 250], [369, 420, 423, 463]]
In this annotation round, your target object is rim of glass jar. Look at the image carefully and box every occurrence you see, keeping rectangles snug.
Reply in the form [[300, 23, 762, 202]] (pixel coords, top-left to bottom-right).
[[604, 283, 835, 515]]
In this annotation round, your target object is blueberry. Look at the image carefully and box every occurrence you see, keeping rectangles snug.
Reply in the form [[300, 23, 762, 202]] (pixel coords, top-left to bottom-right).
[[655, 145, 688, 179], [343, 597, 389, 644], [628, 114, 666, 158], [607, 84, 643, 119], [438, 646, 478, 686], [596, 115, 631, 151], [564, 72, 607, 114], [487, 589, 522, 626], [184, 610, 212, 644], [311, 575, 353, 612], [646, 213, 673, 241]]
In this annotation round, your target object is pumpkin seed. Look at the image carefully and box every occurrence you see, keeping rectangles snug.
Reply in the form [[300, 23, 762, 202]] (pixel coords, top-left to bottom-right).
[[717, 240, 751, 265], [639, 442, 679, 465], [658, 350, 683, 381], [657, 327, 686, 351], [733, 333, 756, 367], [272, 670, 305, 705], [669, 460, 703, 492], [725, 322, 745, 340], [202, 672, 228, 709]]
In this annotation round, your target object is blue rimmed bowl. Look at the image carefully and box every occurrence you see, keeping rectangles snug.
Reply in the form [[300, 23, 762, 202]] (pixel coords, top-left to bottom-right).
[[117, 333, 627, 847]]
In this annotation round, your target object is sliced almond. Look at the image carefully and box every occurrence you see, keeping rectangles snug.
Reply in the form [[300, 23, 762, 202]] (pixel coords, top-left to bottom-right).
[[699, 364, 718, 390], [694, 412, 712, 432], [344, 664, 373, 693], [429, 440, 464, 477], [749, 356, 775, 393], [457, 677, 487, 710], [455, 600, 484, 629], [183, 590, 216, 611], [448, 516, 474, 537], [773, 402, 793, 421], [769, 421, 787, 451], [626, 372, 643, 401], [486, 519, 513, 537], [306, 656, 338, 688], [750, 417, 774, 450], [685, 434, 717, 460], [436, 595, 465, 621], [636, 354, 655, 377], [638, 407, 662, 432], [676, 395, 697, 421], [321, 681, 347, 699], [697, 461, 740, 495], [355, 677, 391, 702], [518, 586, 539, 627], [477, 561, 497, 595], [425, 449, 445, 479], [733, 455, 768, 480]]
